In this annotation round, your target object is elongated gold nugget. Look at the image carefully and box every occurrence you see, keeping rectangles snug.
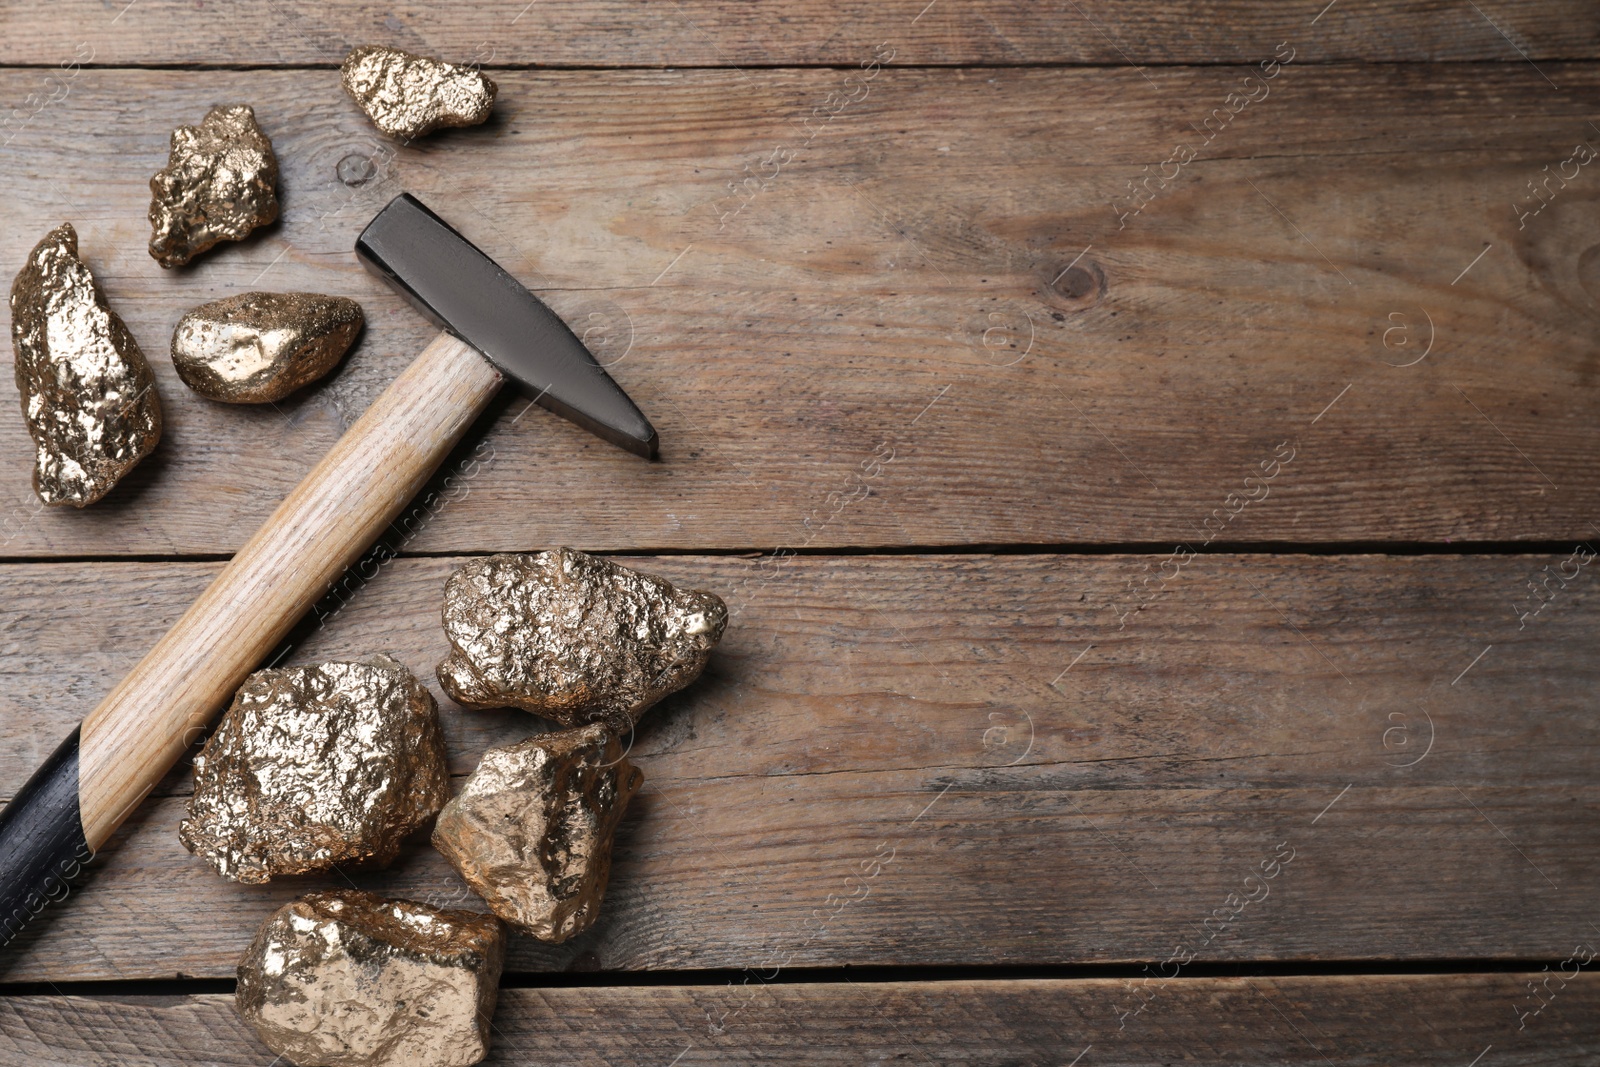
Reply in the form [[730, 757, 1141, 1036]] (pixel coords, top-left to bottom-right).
[[433, 723, 643, 942], [179, 656, 448, 883], [10, 222, 161, 507], [172, 292, 363, 403], [238, 890, 505, 1067], [437, 548, 727, 729], [341, 45, 497, 140]]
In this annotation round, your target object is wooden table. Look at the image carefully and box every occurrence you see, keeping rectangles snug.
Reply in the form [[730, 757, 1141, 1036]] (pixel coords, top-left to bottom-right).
[[1, 2, 1598, 1062]]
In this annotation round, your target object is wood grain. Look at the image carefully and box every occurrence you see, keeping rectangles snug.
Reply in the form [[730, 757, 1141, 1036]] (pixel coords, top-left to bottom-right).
[[0, 1, 1592, 1059], [4, 1, 1599, 67], [2, 552, 1596, 980], [78, 333, 501, 847], [0, 66, 1598, 553], [1, 974, 1596, 1065]]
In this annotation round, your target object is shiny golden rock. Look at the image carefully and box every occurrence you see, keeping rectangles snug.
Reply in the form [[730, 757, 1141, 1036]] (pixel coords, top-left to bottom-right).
[[237, 889, 504, 1067], [433, 723, 642, 943], [9, 222, 161, 507], [149, 104, 279, 268], [180, 656, 448, 884], [341, 45, 497, 140], [437, 548, 727, 729], [172, 292, 363, 403]]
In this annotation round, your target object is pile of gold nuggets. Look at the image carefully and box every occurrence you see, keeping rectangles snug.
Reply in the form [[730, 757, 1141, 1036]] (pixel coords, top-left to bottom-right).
[[8, 44, 728, 1067]]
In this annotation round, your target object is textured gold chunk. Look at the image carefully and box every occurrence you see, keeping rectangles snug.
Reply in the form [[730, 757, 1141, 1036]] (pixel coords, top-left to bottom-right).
[[180, 656, 448, 884], [433, 723, 642, 943], [437, 548, 728, 729], [149, 104, 279, 268], [9, 222, 161, 507], [171, 292, 363, 403], [237, 890, 504, 1067], [341, 45, 497, 140]]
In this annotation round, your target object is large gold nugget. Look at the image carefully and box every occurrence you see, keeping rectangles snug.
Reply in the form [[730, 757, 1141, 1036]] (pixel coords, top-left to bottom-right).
[[238, 890, 504, 1067], [9, 223, 161, 507], [433, 724, 643, 943], [172, 291, 363, 403], [341, 45, 497, 140], [437, 548, 728, 728], [148, 104, 279, 268], [179, 656, 448, 884]]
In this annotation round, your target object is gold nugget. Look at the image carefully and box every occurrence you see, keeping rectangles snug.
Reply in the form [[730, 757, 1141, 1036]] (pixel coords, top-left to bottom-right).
[[238, 890, 504, 1067], [437, 548, 727, 729], [171, 292, 363, 403], [149, 104, 279, 268], [341, 45, 497, 140], [179, 656, 448, 884], [10, 223, 161, 507], [433, 724, 643, 943]]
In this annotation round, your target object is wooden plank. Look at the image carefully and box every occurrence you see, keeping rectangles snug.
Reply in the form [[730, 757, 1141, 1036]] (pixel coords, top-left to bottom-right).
[[1, 974, 1597, 1065], [1, 66, 1597, 554], [1, 552, 1596, 980], [5, 1, 1600, 67]]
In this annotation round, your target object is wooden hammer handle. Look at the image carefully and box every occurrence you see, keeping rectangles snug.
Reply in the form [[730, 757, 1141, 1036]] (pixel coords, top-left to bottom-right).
[[75, 331, 501, 848]]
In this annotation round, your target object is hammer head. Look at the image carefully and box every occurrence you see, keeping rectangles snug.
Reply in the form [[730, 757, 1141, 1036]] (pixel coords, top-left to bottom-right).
[[356, 194, 658, 459]]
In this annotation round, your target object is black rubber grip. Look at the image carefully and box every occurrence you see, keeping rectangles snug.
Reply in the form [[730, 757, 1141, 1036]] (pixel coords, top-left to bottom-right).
[[0, 727, 91, 950]]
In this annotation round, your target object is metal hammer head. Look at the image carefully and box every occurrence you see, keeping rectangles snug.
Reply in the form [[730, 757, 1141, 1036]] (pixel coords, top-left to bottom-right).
[[356, 194, 658, 459]]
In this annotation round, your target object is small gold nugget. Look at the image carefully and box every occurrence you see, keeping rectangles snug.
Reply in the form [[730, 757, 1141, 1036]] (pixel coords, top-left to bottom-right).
[[437, 548, 728, 729], [180, 656, 448, 883], [341, 45, 497, 140], [10, 223, 161, 507], [433, 724, 643, 943], [172, 292, 363, 403], [238, 890, 504, 1067], [149, 104, 279, 268]]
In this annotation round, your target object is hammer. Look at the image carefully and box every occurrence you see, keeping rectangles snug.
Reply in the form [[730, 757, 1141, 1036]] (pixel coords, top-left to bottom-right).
[[0, 193, 658, 950]]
